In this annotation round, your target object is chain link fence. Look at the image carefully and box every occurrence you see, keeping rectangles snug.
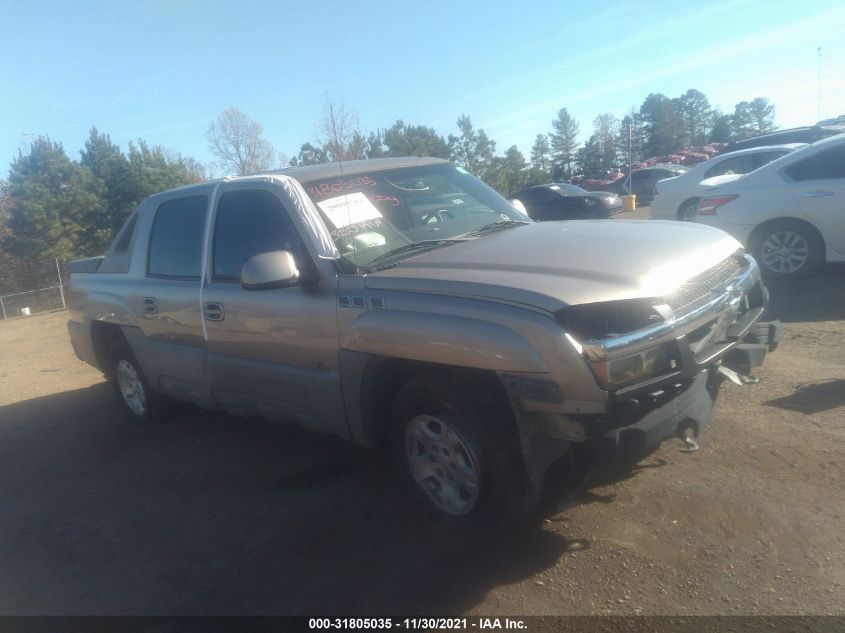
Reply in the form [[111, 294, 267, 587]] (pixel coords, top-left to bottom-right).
[[0, 285, 65, 319], [0, 259, 66, 320]]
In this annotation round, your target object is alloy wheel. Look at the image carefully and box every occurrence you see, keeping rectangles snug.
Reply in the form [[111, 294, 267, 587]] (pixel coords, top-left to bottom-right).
[[760, 230, 810, 274], [117, 359, 147, 416]]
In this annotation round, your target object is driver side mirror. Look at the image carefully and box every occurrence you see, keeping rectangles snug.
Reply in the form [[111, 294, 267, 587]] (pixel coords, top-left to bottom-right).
[[240, 250, 300, 290]]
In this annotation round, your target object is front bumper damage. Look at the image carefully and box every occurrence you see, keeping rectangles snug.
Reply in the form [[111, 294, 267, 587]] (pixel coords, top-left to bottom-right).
[[502, 253, 782, 508], [589, 315, 782, 473]]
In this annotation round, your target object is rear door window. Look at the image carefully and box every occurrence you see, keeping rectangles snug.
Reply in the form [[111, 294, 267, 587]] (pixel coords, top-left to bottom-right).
[[785, 146, 845, 181], [704, 155, 756, 178], [753, 150, 791, 169], [147, 196, 208, 278]]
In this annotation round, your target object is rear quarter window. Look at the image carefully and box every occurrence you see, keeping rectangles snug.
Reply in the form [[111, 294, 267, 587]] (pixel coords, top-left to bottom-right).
[[113, 212, 139, 255], [147, 196, 208, 278]]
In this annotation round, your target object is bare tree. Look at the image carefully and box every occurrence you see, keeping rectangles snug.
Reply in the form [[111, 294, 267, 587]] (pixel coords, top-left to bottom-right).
[[318, 98, 367, 162], [206, 107, 277, 176]]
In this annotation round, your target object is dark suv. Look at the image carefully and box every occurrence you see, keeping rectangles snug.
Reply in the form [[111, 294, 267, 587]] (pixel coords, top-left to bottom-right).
[[613, 164, 689, 205]]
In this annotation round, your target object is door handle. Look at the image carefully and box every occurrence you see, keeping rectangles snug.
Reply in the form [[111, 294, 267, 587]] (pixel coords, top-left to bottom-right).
[[203, 302, 225, 321], [804, 190, 833, 198], [142, 297, 158, 314]]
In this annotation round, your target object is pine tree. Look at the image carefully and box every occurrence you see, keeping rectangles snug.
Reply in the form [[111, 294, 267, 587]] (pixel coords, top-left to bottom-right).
[[6, 137, 106, 261], [709, 112, 733, 143], [592, 113, 619, 172], [748, 97, 777, 135], [549, 108, 579, 179], [292, 143, 328, 166], [639, 93, 685, 156], [575, 136, 604, 176], [678, 89, 713, 147], [487, 145, 528, 196], [80, 127, 131, 236], [448, 115, 496, 179], [732, 98, 777, 140], [383, 121, 449, 158], [732, 102, 754, 139], [529, 134, 551, 183], [366, 131, 385, 158]]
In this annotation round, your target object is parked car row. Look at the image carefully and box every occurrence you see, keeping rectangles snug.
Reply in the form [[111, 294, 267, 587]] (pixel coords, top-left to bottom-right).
[[650, 144, 806, 221], [718, 121, 845, 153], [649, 133, 844, 279], [694, 134, 845, 279], [521, 132, 844, 281]]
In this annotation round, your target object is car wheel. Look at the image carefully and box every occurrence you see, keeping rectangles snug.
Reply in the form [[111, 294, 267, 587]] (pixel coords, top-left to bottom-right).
[[392, 374, 532, 526], [109, 340, 166, 423], [752, 220, 824, 279], [678, 199, 699, 222]]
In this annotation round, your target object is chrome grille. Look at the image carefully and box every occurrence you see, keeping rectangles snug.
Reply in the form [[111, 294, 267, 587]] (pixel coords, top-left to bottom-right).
[[662, 255, 745, 313]]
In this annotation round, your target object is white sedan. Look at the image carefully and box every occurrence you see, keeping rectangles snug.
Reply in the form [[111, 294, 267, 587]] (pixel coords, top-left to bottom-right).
[[650, 144, 805, 221], [695, 134, 845, 278]]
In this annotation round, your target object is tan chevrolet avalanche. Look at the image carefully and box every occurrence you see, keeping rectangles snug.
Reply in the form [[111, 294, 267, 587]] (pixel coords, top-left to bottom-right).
[[66, 157, 781, 525]]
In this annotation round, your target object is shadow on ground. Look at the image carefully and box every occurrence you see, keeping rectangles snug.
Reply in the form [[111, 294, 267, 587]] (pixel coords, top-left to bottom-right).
[[0, 385, 585, 615], [763, 378, 845, 415], [765, 262, 845, 323]]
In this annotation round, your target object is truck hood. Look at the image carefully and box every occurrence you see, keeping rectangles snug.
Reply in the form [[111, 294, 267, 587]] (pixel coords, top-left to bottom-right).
[[364, 221, 742, 312]]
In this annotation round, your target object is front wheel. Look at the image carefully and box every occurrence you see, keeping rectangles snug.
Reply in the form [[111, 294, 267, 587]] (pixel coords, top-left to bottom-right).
[[751, 220, 824, 279], [403, 412, 482, 515], [392, 375, 533, 526]]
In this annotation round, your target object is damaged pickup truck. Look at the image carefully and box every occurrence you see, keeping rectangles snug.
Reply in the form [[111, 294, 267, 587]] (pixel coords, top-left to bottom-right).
[[66, 157, 781, 524]]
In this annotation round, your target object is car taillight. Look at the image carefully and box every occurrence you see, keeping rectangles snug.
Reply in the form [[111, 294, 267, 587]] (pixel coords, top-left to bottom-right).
[[698, 194, 739, 215]]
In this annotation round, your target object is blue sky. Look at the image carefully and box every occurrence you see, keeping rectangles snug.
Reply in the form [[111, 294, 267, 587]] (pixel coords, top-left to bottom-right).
[[1, 0, 843, 173]]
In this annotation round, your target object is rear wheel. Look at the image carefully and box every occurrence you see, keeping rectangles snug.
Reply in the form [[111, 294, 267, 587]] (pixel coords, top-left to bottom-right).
[[678, 199, 699, 222], [392, 374, 533, 526], [751, 220, 824, 279], [109, 340, 166, 423]]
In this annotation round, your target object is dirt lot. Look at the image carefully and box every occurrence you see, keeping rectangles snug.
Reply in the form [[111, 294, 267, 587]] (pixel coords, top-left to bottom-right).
[[1, 261, 843, 615]]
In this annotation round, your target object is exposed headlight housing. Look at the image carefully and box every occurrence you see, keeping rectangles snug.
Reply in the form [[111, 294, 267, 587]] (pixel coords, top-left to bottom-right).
[[588, 345, 676, 389]]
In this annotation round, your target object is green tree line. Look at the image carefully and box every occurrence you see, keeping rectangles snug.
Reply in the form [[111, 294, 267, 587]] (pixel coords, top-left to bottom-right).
[[1, 89, 778, 293], [0, 130, 202, 293]]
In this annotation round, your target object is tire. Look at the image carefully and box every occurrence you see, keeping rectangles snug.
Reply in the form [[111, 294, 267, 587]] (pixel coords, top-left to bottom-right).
[[677, 199, 699, 222], [751, 220, 824, 279], [109, 340, 166, 424], [391, 374, 533, 526]]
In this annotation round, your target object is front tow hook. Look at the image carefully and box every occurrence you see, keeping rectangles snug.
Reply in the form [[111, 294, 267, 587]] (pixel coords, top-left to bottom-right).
[[718, 364, 759, 385], [677, 423, 699, 454]]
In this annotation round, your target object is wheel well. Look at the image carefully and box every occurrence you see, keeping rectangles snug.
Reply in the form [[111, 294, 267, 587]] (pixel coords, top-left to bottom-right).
[[747, 217, 826, 257], [360, 358, 517, 448], [676, 197, 701, 219], [90, 321, 126, 375]]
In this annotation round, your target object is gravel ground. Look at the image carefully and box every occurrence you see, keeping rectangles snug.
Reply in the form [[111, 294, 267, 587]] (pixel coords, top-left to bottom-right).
[[0, 259, 843, 616]]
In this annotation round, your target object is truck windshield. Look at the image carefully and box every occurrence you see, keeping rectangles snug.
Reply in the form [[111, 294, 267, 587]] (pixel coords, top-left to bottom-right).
[[301, 163, 529, 272]]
